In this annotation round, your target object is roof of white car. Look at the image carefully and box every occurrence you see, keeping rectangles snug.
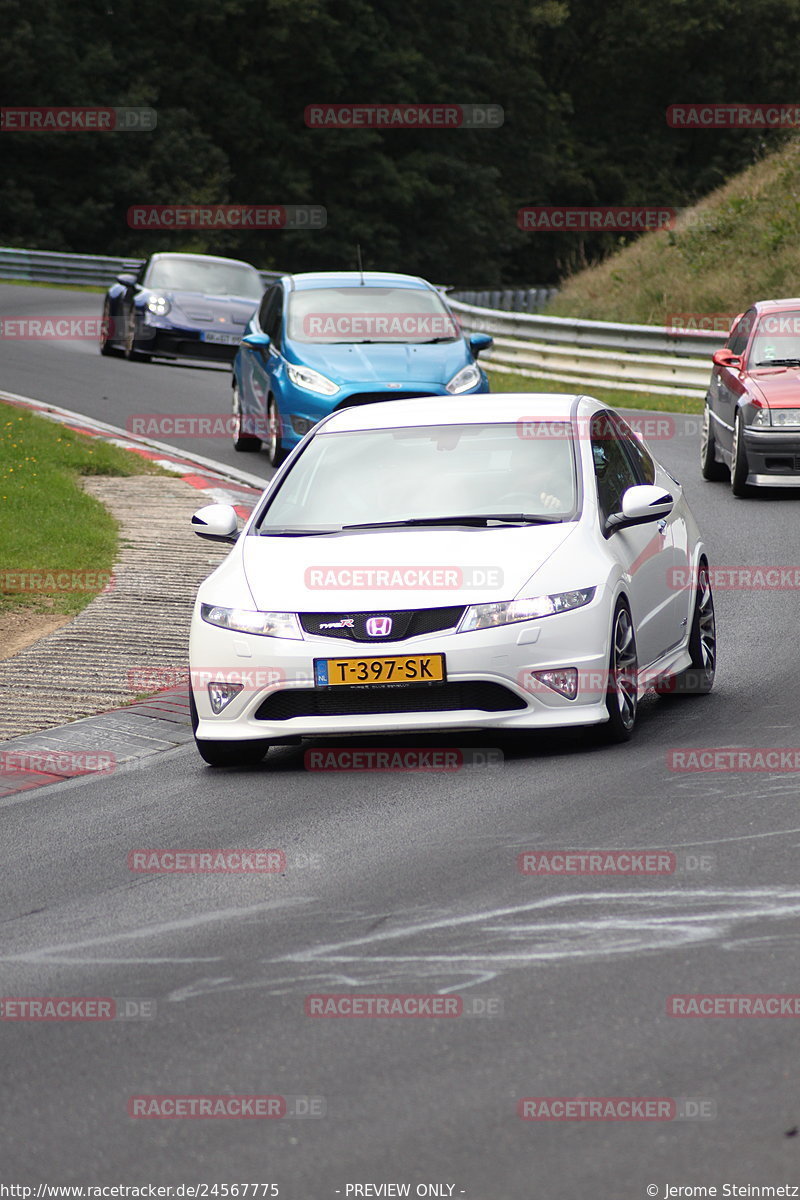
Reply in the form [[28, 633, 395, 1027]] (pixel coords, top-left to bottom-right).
[[320, 392, 600, 433]]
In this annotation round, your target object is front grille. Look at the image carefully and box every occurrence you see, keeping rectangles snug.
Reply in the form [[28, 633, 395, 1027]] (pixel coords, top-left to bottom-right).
[[764, 456, 800, 472], [172, 339, 237, 361], [255, 682, 526, 721], [335, 391, 436, 410], [300, 606, 465, 642]]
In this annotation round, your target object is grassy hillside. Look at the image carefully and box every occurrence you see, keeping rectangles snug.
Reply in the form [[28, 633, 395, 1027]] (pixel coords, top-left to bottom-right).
[[546, 136, 800, 325]]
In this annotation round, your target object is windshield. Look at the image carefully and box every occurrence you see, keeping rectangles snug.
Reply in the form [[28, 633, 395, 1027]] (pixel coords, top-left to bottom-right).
[[750, 310, 800, 366], [258, 422, 578, 531], [286, 286, 460, 344], [146, 258, 263, 299]]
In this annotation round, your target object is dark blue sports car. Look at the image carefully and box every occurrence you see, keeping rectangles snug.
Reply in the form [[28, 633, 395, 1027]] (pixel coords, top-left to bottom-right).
[[100, 252, 264, 364]]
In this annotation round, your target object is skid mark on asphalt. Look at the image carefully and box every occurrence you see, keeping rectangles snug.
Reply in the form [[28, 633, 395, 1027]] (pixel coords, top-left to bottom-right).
[[0, 897, 313, 964], [163, 887, 800, 1004]]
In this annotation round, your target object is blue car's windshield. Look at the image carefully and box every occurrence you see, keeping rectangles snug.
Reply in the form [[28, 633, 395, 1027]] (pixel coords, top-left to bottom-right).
[[286, 286, 460, 344], [146, 258, 263, 299], [259, 423, 579, 530]]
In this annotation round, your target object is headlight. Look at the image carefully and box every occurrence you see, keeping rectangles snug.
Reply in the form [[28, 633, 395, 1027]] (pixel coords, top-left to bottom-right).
[[446, 363, 482, 394], [146, 294, 171, 316], [459, 587, 596, 632], [200, 603, 302, 640], [758, 407, 800, 427], [287, 363, 339, 396]]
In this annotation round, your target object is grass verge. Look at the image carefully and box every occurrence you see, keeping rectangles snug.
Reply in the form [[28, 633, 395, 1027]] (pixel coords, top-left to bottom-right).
[[0, 402, 169, 617], [485, 368, 704, 414]]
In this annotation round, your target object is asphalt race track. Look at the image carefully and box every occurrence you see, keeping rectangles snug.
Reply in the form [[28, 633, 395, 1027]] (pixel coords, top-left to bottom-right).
[[3, 284, 800, 1193]]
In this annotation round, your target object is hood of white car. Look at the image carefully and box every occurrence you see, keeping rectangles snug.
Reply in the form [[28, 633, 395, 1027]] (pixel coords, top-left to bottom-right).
[[240, 523, 578, 612]]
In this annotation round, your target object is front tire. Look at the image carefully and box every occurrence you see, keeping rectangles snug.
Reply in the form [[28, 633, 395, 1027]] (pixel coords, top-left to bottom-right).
[[604, 599, 638, 743], [700, 404, 727, 481], [124, 310, 152, 363], [189, 691, 272, 767], [99, 299, 122, 357], [232, 382, 262, 451], [266, 396, 288, 467], [730, 412, 752, 496]]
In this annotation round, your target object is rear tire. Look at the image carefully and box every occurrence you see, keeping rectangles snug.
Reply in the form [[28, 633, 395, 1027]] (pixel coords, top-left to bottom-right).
[[266, 396, 288, 467], [603, 599, 638, 743], [232, 382, 262, 451], [190, 691, 272, 767], [730, 412, 752, 496], [657, 561, 716, 696], [700, 404, 727, 481]]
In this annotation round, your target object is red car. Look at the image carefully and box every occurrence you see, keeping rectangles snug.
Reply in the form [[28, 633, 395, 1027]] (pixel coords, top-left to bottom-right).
[[701, 298, 800, 495]]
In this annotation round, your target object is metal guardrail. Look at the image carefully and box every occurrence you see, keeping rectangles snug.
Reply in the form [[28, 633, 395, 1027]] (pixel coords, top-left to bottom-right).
[[448, 298, 726, 397], [449, 287, 559, 314], [0, 246, 281, 289]]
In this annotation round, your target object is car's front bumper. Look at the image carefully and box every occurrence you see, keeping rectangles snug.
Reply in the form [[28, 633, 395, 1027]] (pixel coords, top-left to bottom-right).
[[138, 323, 244, 362], [743, 426, 800, 485], [189, 602, 618, 742], [278, 376, 490, 451]]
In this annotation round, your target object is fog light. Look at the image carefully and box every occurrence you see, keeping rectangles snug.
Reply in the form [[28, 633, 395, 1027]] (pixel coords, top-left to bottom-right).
[[291, 415, 315, 436], [208, 681, 243, 714], [531, 668, 579, 700]]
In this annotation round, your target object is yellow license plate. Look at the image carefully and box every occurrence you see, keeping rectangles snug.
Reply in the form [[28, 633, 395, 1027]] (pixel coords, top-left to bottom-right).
[[314, 654, 446, 688]]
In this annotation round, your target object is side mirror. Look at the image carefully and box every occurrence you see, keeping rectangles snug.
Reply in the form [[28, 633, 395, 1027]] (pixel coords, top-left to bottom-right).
[[242, 332, 271, 352], [469, 332, 494, 357], [605, 485, 674, 534], [191, 504, 239, 543], [712, 348, 743, 370], [116, 273, 138, 288]]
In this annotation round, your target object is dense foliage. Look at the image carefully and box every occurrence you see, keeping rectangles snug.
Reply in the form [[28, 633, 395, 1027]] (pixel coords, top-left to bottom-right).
[[3, 0, 800, 284]]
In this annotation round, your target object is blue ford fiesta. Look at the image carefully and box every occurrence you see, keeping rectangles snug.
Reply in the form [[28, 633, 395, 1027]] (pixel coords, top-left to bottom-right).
[[230, 271, 493, 464]]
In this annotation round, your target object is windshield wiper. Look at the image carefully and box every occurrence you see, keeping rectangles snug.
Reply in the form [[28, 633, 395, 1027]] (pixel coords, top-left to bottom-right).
[[259, 526, 341, 537], [342, 513, 564, 530], [755, 358, 800, 367]]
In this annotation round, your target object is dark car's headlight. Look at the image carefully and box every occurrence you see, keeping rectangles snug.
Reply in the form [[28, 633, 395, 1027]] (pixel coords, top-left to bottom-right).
[[458, 587, 596, 632], [146, 294, 171, 316]]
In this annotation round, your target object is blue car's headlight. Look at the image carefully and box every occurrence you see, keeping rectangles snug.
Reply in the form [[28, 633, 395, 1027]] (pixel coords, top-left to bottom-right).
[[146, 294, 171, 316], [458, 588, 596, 632], [446, 363, 482, 394], [287, 363, 339, 396]]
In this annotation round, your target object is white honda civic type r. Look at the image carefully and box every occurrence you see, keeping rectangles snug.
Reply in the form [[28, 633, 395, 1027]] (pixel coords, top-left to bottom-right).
[[188, 394, 716, 766]]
